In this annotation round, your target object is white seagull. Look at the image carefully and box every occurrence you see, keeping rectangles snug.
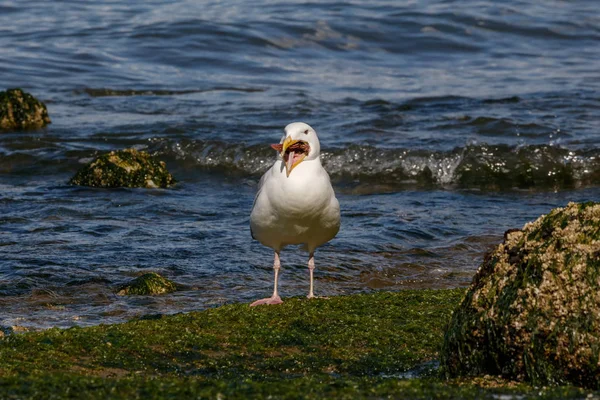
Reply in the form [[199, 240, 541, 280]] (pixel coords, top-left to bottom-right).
[[250, 122, 340, 306]]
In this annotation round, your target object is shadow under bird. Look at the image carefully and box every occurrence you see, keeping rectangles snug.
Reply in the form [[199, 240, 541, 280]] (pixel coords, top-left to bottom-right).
[[250, 122, 341, 306]]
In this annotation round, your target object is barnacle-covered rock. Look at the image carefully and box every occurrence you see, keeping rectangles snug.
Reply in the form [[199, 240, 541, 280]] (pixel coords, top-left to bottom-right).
[[116, 273, 176, 296], [69, 148, 176, 188], [0, 88, 51, 130], [441, 202, 600, 388]]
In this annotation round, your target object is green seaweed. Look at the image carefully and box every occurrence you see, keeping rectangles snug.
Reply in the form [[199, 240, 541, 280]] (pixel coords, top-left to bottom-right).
[[0, 88, 51, 130], [0, 289, 598, 398], [69, 148, 176, 188], [0, 373, 596, 400], [116, 272, 177, 296]]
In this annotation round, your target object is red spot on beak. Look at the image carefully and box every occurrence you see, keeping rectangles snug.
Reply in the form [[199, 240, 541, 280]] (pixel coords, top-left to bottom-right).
[[270, 144, 283, 152]]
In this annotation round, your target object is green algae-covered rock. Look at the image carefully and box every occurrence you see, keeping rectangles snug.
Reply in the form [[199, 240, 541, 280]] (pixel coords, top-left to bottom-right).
[[0, 88, 51, 130], [117, 272, 176, 296], [441, 202, 600, 388], [69, 148, 176, 188], [0, 325, 29, 337]]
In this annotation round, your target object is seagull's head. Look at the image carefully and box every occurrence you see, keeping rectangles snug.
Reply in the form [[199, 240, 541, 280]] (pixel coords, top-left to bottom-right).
[[271, 122, 321, 177]]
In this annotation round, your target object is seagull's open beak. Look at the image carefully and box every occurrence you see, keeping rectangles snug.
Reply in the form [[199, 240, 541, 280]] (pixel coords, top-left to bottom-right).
[[270, 136, 307, 177]]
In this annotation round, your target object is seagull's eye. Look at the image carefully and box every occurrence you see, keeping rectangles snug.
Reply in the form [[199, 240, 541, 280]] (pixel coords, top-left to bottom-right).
[[304, 129, 309, 135]]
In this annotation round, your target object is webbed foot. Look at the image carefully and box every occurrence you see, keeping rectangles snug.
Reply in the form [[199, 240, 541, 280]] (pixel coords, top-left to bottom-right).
[[250, 295, 283, 307]]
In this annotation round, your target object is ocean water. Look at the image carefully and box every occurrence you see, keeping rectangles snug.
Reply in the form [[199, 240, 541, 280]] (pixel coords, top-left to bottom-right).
[[1, 0, 599, 330]]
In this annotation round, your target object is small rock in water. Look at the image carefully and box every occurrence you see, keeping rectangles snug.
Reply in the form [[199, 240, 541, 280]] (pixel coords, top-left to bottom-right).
[[441, 201, 600, 388], [1, 325, 30, 336], [116, 272, 177, 296], [69, 148, 176, 188], [0, 88, 51, 130]]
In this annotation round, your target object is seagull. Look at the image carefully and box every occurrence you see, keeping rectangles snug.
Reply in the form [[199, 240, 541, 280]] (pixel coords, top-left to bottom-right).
[[249, 122, 340, 306]]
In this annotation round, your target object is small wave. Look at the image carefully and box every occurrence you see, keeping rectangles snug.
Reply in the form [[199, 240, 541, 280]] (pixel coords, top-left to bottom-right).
[[153, 139, 600, 190], [78, 87, 265, 97], [482, 96, 520, 104]]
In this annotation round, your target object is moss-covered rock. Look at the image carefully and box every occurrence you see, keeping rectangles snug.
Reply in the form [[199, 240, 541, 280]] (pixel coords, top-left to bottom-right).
[[116, 272, 177, 296], [69, 148, 176, 188], [0, 88, 51, 130], [441, 202, 600, 388], [1, 325, 29, 335]]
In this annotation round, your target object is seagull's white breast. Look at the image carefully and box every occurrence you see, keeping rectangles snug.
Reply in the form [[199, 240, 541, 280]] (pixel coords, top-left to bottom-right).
[[250, 157, 340, 253]]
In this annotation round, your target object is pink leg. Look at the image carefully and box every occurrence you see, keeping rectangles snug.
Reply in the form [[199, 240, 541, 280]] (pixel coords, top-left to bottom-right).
[[250, 252, 283, 307], [307, 253, 315, 299]]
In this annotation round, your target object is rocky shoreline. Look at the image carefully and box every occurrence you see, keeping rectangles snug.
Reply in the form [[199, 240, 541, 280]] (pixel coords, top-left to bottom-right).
[[1, 288, 598, 399]]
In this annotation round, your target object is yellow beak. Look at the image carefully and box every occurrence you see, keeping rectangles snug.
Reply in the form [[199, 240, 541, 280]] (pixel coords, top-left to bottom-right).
[[281, 136, 307, 177]]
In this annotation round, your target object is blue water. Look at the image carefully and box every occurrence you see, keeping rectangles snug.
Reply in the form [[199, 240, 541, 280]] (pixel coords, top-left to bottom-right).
[[1, 0, 599, 329]]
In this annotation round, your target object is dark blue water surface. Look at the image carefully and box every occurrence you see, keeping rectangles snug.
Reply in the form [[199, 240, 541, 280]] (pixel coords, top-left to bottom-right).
[[1, 0, 599, 329]]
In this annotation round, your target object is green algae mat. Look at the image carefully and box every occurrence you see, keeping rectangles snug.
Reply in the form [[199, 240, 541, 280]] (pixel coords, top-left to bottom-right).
[[0, 289, 597, 399]]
